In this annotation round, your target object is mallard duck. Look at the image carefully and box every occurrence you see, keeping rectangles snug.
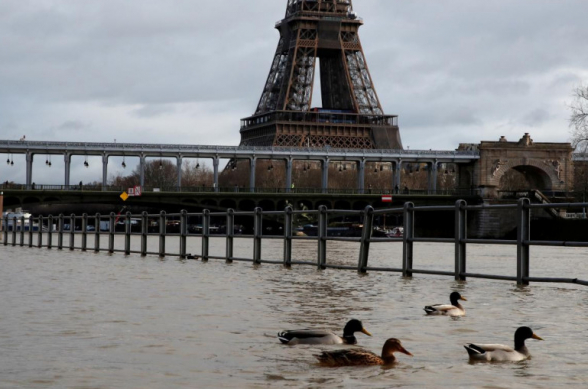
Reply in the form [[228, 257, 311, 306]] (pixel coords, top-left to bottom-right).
[[424, 291, 467, 316], [278, 319, 371, 345], [315, 338, 413, 366], [464, 326, 543, 362]]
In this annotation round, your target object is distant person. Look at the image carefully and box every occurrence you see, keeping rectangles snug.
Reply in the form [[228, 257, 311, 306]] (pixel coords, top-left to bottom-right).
[[394, 185, 399, 194], [79, 181, 83, 190], [403, 186, 409, 194], [32, 182, 35, 190]]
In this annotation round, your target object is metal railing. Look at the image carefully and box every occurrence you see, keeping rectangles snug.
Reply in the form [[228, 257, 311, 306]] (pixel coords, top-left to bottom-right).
[[3, 199, 588, 287]]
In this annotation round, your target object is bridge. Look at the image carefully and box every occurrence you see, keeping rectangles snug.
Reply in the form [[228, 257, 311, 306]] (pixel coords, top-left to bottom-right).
[[0, 139, 479, 194]]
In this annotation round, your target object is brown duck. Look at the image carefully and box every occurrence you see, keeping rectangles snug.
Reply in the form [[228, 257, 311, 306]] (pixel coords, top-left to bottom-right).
[[315, 338, 413, 367]]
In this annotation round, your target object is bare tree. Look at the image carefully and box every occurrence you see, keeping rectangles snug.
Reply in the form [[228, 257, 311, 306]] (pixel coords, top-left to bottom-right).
[[571, 84, 588, 152]]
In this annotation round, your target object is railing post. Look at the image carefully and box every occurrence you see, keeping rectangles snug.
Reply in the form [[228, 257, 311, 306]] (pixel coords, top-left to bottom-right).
[[47, 215, 53, 249], [455, 200, 467, 281], [94, 213, 101, 252], [283, 206, 293, 267], [11, 217, 17, 246], [141, 212, 148, 256], [28, 216, 34, 247], [69, 214, 76, 250], [19, 216, 25, 246], [159, 211, 166, 258], [226, 209, 235, 263], [3, 215, 8, 246], [317, 205, 328, 269], [81, 214, 88, 251], [402, 202, 415, 278], [57, 214, 64, 250], [202, 209, 210, 261], [517, 198, 531, 286], [253, 207, 263, 264], [37, 216, 43, 248], [180, 210, 187, 259], [108, 212, 115, 254], [358, 206, 374, 273], [124, 212, 132, 255]]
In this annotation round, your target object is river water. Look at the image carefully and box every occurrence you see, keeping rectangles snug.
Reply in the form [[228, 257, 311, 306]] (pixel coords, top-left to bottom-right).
[[1, 236, 587, 388]]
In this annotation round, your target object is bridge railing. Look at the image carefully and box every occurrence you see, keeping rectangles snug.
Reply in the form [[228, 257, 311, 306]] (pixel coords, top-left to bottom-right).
[[3, 199, 588, 287]]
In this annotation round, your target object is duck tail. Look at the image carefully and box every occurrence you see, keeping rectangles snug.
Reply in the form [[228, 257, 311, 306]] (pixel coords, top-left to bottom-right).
[[277, 332, 290, 344], [464, 344, 485, 356], [424, 306, 436, 314]]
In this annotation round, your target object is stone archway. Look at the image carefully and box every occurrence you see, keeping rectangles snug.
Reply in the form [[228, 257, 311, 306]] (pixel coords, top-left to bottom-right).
[[498, 165, 552, 191]]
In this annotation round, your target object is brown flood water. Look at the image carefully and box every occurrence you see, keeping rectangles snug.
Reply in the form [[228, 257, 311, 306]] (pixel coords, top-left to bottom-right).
[[1, 236, 587, 388]]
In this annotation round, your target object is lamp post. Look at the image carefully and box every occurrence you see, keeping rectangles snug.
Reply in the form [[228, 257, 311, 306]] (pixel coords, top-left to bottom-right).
[[0, 191, 3, 241]]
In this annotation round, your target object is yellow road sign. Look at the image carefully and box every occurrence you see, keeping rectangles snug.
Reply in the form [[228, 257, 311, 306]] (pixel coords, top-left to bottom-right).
[[120, 192, 129, 201]]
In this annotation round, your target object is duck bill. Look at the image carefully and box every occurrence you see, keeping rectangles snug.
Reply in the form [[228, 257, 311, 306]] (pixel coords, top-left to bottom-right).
[[532, 333, 543, 341], [361, 328, 372, 337], [460, 296, 468, 301], [399, 346, 413, 356]]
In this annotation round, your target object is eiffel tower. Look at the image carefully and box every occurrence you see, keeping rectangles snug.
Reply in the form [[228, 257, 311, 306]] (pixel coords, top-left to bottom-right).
[[240, 0, 403, 150]]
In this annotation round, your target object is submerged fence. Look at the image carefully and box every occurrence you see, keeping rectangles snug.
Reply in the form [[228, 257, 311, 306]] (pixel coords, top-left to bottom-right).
[[2, 198, 588, 287]]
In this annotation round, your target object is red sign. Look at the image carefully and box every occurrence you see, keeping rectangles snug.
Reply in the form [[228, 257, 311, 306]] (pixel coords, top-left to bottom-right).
[[381, 195, 393, 203], [127, 186, 142, 197]]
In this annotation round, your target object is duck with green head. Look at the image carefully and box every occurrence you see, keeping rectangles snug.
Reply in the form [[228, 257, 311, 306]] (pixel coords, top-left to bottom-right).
[[278, 319, 371, 345]]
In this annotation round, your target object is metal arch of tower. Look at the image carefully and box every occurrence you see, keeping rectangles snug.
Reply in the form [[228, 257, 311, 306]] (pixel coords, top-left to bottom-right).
[[256, 0, 382, 115]]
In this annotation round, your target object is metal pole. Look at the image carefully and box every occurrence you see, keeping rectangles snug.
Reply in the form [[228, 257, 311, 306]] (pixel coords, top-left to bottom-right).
[[455, 200, 467, 281], [202, 210, 210, 261], [159, 211, 166, 258], [0, 192, 3, 243], [321, 158, 329, 194], [11, 217, 16, 246], [2, 214, 7, 246], [177, 156, 183, 191], [69, 214, 75, 250], [139, 154, 146, 188], [28, 216, 34, 247], [358, 206, 374, 273], [226, 209, 235, 263], [102, 154, 108, 191], [283, 206, 293, 267], [317, 205, 328, 269], [57, 214, 64, 250], [47, 215, 53, 249], [213, 157, 220, 193], [249, 158, 257, 193], [94, 213, 101, 252], [394, 160, 402, 191], [141, 211, 148, 256], [517, 198, 531, 286], [124, 211, 132, 255], [431, 160, 438, 194], [64, 153, 71, 188], [26, 152, 33, 189], [357, 159, 366, 195], [108, 212, 115, 254], [402, 202, 414, 278], [37, 216, 43, 248], [81, 213, 88, 251], [19, 216, 25, 246], [180, 210, 187, 259], [253, 207, 262, 264], [285, 158, 293, 193]]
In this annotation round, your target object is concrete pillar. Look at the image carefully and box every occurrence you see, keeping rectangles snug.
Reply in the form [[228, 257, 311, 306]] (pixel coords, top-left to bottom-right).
[[176, 156, 183, 191], [357, 159, 366, 194], [285, 158, 293, 193], [249, 157, 257, 192], [321, 158, 329, 194], [429, 161, 438, 194], [139, 154, 146, 187], [394, 160, 402, 192], [102, 154, 108, 191], [26, 152, 33, 189], [64, 153, 71, 188], [213, 157, 219, 192]]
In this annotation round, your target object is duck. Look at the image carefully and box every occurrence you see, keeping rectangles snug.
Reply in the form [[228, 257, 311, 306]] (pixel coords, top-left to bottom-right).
[[424, 291, 467, 316], [278, 319, 371, 345], [315, 338, 413, 366], [464, 326, 543, 362]]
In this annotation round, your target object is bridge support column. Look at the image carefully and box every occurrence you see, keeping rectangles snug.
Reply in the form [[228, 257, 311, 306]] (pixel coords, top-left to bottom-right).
[[213, 157, 219, 192], [393, 160, 402, 193], [26, 152, 33, 189], [139, 154, 146, 187], [176, 156, 183, 191], [64, 153, 71, 189], [102, 154, 108, 191], [428, 161, 438, 194], [321, 158, 329, 194], [357, 159, 365, 194], [249, 157, 256, 193], [285, 158, 293, 193]]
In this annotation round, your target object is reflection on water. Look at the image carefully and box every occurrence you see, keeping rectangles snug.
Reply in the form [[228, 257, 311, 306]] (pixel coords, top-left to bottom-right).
[[0, 238, 587, 388]]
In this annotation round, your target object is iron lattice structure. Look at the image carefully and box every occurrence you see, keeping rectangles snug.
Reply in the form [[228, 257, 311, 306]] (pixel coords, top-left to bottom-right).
[[240, 0, 403, 150]]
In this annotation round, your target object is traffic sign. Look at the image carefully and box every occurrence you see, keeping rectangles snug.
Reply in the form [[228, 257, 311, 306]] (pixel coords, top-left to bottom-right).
[[381, 195, 392, 203]]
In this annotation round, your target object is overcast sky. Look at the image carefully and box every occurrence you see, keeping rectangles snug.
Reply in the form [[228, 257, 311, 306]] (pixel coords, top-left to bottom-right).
[[1, 0, 587, 183]]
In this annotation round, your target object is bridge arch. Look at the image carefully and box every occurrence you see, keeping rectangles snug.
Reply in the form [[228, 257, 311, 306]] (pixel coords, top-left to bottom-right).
[[492, 159, 561, 191]]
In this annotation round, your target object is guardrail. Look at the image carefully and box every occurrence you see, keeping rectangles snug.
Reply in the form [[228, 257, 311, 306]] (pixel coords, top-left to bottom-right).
[[3, 199, 588, 287]]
